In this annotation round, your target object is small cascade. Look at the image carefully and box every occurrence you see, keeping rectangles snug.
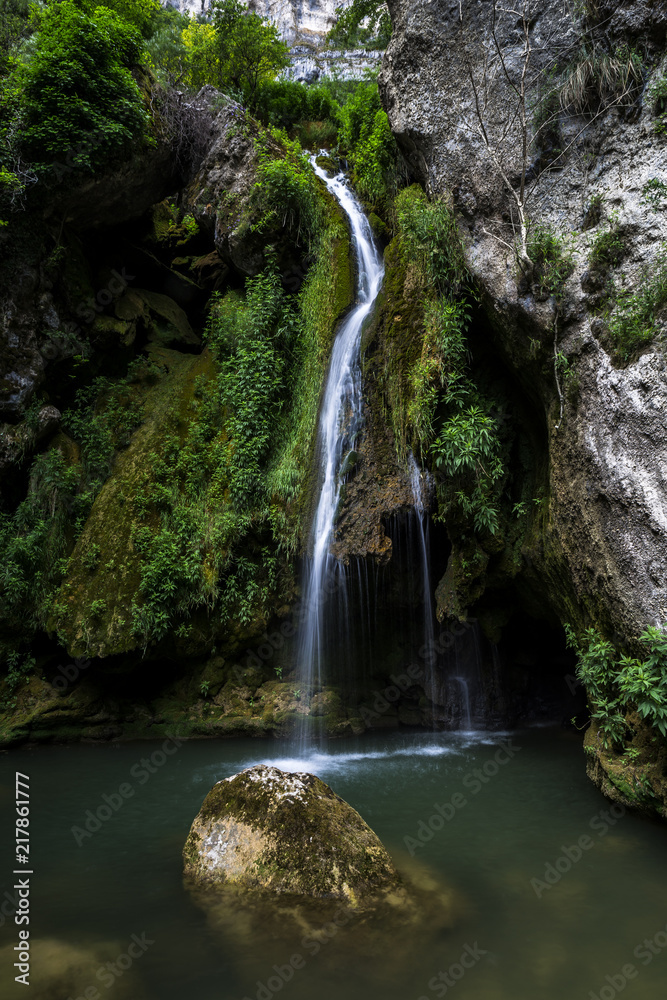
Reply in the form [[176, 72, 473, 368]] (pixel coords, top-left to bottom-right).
[[453, 676, 472, 729], [297, 160, 384, 734], [407, 452, 437, 697]]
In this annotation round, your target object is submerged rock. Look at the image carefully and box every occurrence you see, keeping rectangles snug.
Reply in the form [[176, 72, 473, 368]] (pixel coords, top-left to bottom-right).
[[183, 764, 401, 903]]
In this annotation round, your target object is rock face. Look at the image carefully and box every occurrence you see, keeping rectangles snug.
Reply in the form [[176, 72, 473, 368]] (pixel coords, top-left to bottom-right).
[[380, 0, 667, 809], [183, 764, 401, 901], [381, 0, 667, 643], [164, 0, 350, 45]]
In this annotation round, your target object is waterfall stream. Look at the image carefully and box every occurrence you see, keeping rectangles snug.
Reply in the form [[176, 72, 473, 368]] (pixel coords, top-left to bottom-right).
[[297, 161, 384, 716]]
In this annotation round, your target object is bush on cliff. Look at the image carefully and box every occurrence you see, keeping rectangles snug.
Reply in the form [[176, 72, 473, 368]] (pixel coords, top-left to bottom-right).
[[1, 0, 150, 174]]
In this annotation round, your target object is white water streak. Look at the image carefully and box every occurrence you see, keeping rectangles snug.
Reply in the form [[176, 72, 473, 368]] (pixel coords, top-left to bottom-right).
[[297, 161, 384, 696]]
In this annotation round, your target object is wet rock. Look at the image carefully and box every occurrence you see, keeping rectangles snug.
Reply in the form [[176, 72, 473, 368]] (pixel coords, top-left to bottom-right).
[[183, 764, 402, 902]]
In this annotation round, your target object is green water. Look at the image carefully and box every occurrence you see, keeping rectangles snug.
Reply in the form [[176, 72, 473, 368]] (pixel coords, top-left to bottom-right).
[[1, 728, 666, 1000]]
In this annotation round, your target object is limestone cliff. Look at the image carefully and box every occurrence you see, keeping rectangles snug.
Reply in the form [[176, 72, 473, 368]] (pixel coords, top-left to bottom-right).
[[380, 0, 667, 807]]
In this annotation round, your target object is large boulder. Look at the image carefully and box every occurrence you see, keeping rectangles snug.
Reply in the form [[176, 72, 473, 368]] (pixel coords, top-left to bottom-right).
[[183, 764, 401, 902]]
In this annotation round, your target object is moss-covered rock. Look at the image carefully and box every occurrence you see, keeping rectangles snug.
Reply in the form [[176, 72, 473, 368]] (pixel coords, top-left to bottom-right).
[[183, 764, 402, 903]]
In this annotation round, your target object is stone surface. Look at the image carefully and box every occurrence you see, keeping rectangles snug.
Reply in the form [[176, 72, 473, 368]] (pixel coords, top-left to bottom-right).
[[183, 764, 402, 901], [381, 0, 667, 643]]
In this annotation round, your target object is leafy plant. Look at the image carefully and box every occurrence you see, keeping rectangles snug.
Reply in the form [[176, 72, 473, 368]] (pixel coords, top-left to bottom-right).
[[395, 185, 469, 293], [647, 74, 667, 134], [524, 222, 575, 298], [6, 1, 150, 174], [607, 244, 667, 359], [589, 212, 625, 270], [432, 406, 503, 535], [1, 651, 36, 709], [337, 82, 399, 205], [0, 449, 82, 638], [566, 623, 667, 748], [200, 679, 210, 699], [641, 178, 667, 211], [327, 0, 391, 49]]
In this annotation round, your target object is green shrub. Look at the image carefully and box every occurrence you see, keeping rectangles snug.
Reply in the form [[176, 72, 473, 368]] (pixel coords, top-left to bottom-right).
[[1, 650, 36, 708], [253, 80, 338, 131], [524, 222, 575, 298], [337, 82, 398, 205], [607, 244, 667, 360], [642, 178, 667, 211], [567, 623, 667, 746], [252, 131, 324, 249], [0, 0, 34, 76], [327, 0, 391, 49], [5, 0, 150, 174], [647, 74, 667, 134], [0, 450, 81, 636], [75, 0, 160, 33], [395, 185, 468, 293], [207, 269, 287, 510], [589, 213, 625, 270], [432, 406, 504, 535], [63, 368, 152, 489]]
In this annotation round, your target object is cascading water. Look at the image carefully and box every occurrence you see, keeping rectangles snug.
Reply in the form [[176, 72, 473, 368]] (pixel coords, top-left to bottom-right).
[[297, 160, 384, 723], [408, 452, 436, 666]]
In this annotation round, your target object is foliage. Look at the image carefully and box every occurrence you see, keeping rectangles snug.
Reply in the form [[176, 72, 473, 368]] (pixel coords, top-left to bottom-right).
[[395, 185, 468, 293], [407, 297, 470, 451], [565, 624, 627, 748], [144, 8, 188, 85], [181, 18, 218, 90], [0, 450, 82, 636], [63, 357, 159, 489], [524, 222, 575, 298], [566, 623, 667, 747], [207, 270, 288, 509], [209, 0, 290, 108], [641, 178, 667, 211], [328, 0, 391, 49], [432, 406, 504, 535], [337, 82, 398, 205], [3, 0, 150, 174], [647, 74, 667, 135], [252, 131, 324, 249], [1, 651, 36, 708], [252, 79, 338, 131], [588, 212, 624, 270], [75, 0, 160, 33], [607, 244, 667, 360], [0, 0, 34, 76], [390, 183, 506, 535]]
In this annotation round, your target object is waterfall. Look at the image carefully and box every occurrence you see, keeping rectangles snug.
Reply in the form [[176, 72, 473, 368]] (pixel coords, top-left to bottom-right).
[[407, 452, 437, 701], [297, 160, 384, 723]]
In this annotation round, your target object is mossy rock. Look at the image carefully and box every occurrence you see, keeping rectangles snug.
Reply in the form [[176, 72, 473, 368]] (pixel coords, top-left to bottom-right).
[[368, 212, 390, 245], [183, 765, 402, 904], [51, 348, 215, 658]]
